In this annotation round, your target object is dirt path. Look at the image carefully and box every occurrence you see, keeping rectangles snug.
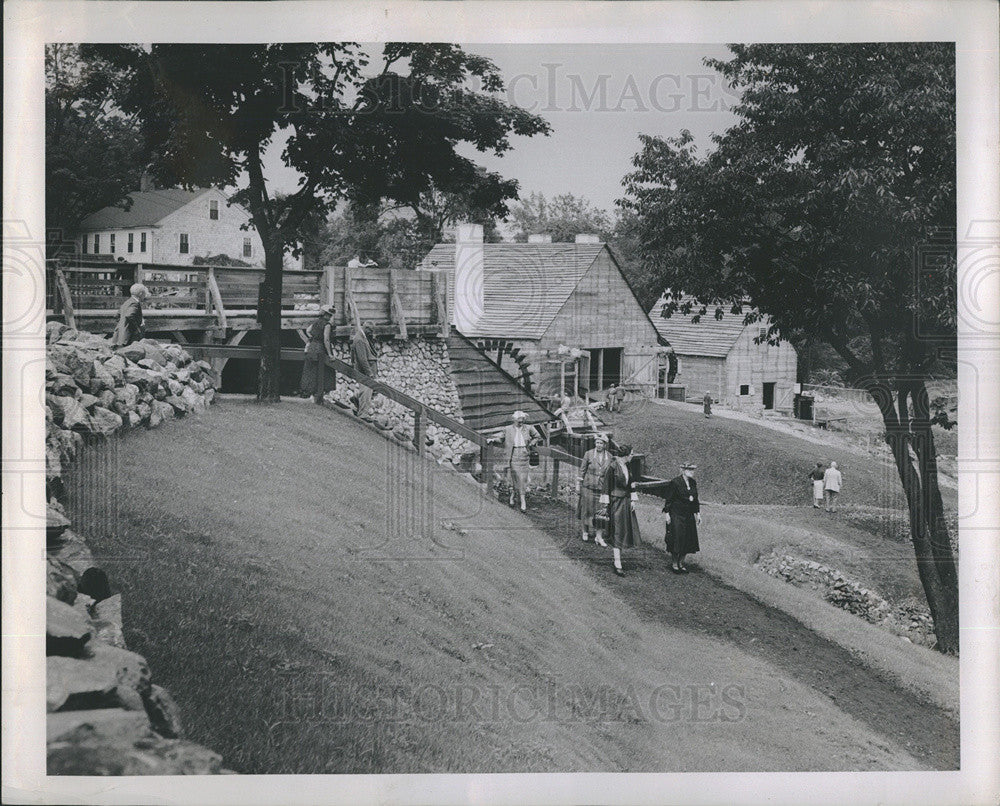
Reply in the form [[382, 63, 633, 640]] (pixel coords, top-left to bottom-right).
[[517, 495, 959, 770]]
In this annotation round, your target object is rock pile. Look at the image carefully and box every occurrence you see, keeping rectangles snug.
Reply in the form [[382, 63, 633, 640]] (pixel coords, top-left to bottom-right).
[[45, 324, 216, 493], [45, 499, 229, 773], [754, 551, 936, 647], [324, 338, 477, 463]]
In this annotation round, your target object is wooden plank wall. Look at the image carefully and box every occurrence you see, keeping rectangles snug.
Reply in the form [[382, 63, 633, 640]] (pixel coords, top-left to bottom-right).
[[323, 266, 443, 328]]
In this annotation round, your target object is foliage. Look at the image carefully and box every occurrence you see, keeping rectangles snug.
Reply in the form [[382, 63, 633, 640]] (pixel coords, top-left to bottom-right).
[[620, 43, 959, 652], [508, 192, 613, 243]]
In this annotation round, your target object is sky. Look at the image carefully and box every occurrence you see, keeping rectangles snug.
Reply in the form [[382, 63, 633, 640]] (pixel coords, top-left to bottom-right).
[[263, 43, 740, 219]]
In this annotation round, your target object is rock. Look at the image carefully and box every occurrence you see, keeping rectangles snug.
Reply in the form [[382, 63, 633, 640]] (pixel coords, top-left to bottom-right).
[[151, 400, 174, 423], [89, 407, 123, 435], [114, 382, 140, 410], [90, 360, 116, 393], [137, 358, 163, 371], [99, 389, 116, 409], [47, 321, 70, 342], [91, 594, 126, 648], [174, 368, 191, 384], [203, 388, 215, 405], [46, 372, 80, 396], [167, 379, 184, 396], [47, 644, 151, 712], [47, 503, 72, 540], [116, 343, 146, 363], [47, 730, 223, 775], [47, 597, 93, 657], [164, 395, 189, 414], [153, 385, 168, 401], [137, 339, 168, 366], [136, 401, 152, 423], [49, 395, 90, 431], [102, 354, 127, 384], [180, 386, 205, 413], [79, 393, 100, 410], [126, 410, 142, 428], [123, 364, 159, 390], [144, 685, 183, 739], [47, 708, 154, 745], [47, 557, 78, 604], [78, 567, 111, 602]]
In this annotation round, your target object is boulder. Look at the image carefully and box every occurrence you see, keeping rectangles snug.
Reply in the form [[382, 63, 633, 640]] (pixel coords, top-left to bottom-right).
[[136, 401, 152, 423], [167, 379, 184, 397], [164, 395, 189, 414], [46, 372, 80, 396], [116, 343, 146, 363], [99, 389, 116, 409], [151, 400, 175, 423], [126, 410, 142, 428], [90, 361, 116, 393], [89, 407, 123, 435], [144, 685, 183, 739], [92, 594, 127, 649], [47, 557, 78, 605], [47, 730, 223, 775], [46, 321, 70, 342], [47, 708, 154, 745], [47, 597, 93, 657], [102, 354, 127, 384], [203, 388, 215, 405], [78, 393, 99, 410], [137, 358, 163, 371], [152, 385, 168, 401], [180, 386, 205, 413], [47, 503, 72, 540], [46, 644, 151, 712], [114, 382, 140, 410], [123, 364, 159, 390], [49, 396, 90, 431], [55, 327, 80, 344], [173, 368, 191, 384], [78, 567, 112, 602], [137, 339, 168, 366]]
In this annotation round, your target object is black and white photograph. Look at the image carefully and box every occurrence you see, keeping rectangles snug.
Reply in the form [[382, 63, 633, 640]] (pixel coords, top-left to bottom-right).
[[3, 1, 999, 804]]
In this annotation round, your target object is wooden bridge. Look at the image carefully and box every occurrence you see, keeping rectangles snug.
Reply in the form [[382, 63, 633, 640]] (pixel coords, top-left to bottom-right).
[[46, 259, 450, 340]]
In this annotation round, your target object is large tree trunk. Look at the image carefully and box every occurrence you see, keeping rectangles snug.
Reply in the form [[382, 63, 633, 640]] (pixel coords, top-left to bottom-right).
[[870, 382, 959, 653], [256, 240, 285, 403]]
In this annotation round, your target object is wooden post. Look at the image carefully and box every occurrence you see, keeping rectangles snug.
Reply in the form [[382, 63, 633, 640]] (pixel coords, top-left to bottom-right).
[[344, 267, 362, 332], [206, 266, 227, 329], [597, 349, 604, 390], [54, 268, 76, 330], [413, 405, 425, 454], [552, 457, 560, 495], [431, 271, 449, 338], [480, 443, 494, 496], [388, 270, 408, 340]]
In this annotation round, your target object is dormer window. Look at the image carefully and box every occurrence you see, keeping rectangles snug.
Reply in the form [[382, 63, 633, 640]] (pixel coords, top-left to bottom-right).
[[210, 200, 219, 220]]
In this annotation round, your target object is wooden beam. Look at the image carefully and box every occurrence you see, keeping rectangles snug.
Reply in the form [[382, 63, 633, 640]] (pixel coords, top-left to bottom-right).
[[412, 405, 425, 454], [172, 331, 188, 344], [343, 267, 362, 332], [54, 268, 76, 330], [430, 271, 448, 338], [206, 266, 227, 329], [388, 270, 408, 340]]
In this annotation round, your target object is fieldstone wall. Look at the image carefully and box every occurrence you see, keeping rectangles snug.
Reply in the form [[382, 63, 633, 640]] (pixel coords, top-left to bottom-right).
[[324, 337, 478, 464], [44, 327, 227, 774]]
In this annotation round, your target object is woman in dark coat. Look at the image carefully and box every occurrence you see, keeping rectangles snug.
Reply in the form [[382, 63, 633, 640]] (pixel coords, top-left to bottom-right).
[[599, 443, 641, 577], [300, 304, 335, 402], [662, 462, 701, 573]]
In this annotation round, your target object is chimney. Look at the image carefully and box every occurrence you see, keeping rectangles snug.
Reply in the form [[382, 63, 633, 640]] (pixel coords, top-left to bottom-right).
[[139, 171, 156, 192], [574, 233, 601, 244], [453, 223, 484, 331], [527, 233, 552, 243]]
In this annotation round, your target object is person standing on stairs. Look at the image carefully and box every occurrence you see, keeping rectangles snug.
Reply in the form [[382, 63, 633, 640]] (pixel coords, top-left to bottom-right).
[[577, 432, 612, 546], [299, 304, 335, 403], [599, 443, 641, 577], [350, 324, 379, 418], [499, 410, 541, 511]]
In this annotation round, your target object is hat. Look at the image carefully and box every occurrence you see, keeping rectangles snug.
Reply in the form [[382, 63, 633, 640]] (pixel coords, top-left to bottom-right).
[[594, 432, 609, 444], [613, 443, 633, 457], [320, 304, 336, 316], [512, 410, 528, 421], [681, 462, 697, 470]]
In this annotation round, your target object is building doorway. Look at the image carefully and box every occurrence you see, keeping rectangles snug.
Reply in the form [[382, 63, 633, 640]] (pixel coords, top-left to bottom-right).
[[762, 382, 776, 410], [587, 347, 623, 390]]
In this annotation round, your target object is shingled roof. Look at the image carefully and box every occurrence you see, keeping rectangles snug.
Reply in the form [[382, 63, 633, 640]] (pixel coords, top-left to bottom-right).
[[420, 242, 608, 340], [79, 188, 214, 230], [648, 295, 753, 358]]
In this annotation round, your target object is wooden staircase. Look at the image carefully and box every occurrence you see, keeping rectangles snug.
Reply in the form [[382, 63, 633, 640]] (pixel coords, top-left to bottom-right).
[[446, 329, 554, 432]]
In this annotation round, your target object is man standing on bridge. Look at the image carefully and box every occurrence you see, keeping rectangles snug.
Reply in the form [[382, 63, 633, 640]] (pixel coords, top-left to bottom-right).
[[350, 324, 379, 418], [111, 283, 149, 347], [299, 304, 335, 403]]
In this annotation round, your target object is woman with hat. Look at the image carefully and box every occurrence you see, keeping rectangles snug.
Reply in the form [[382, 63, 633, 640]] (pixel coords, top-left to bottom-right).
[[300, 304, 336, 403], [662, 462, 701, 573], [499, 411, 542, 511], [577, 433, 612, 546], [599, 443, 641, 576]]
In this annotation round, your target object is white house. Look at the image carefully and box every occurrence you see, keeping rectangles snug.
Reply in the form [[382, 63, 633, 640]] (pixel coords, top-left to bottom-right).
[[649, 294, 798, 412], [76, 187, 303, 269]]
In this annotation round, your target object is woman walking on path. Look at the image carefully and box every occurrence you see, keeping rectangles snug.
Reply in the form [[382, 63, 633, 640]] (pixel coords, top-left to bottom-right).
[[808, 462, 826, 508], [663, 462, 701, 574], [499, 411, 542, 511], [703, 391, 713, 418], [577, 433, 612, 546], [599, 443, 641, 577]]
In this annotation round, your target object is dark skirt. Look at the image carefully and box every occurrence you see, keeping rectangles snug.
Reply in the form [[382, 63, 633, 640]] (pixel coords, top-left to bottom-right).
[[607, 495, 640, 549], [576, 486, 603, 529], [666, 513, 699, 555]]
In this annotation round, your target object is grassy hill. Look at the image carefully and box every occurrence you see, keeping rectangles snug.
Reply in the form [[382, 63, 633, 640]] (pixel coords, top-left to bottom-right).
[[64, 400, 954, 772]]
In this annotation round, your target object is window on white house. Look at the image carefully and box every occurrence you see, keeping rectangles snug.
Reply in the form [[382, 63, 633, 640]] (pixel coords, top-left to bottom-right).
[[94, 234, 100, 252], [140, 232, 147, 252], [179, 234, 189, 254], [109, 234, 115, 253], [127, 233, 134, 253], [758, 327, 768, 341], [243, 238, 252, 258], [739, 384, 750, 396], [210, 200, 219, 220], [81, 237, 87, 255]]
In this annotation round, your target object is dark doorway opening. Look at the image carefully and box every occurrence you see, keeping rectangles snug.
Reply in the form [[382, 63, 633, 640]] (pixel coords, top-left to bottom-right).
[[762, 382, 776, 410], [220, 329, 308, 395], [587, 347, 623, 390]]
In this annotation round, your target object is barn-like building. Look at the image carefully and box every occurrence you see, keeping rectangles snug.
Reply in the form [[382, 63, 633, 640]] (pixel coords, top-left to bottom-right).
[[420, 225, 668, 399], [649, 294, 798, 412]]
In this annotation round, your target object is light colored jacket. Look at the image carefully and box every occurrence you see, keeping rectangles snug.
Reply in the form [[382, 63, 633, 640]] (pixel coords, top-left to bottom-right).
[[823, 467, 843, 492]]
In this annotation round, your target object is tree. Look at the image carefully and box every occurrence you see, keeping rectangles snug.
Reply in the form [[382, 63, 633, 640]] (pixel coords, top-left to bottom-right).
[[620, 43, 959, 653], [508, 192, 613, 242], [45, 44, 146, 247], [89, 43, 549, 400]]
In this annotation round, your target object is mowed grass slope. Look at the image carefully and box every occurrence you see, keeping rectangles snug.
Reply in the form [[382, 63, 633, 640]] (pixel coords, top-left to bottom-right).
[[68, 401, 929, 773]]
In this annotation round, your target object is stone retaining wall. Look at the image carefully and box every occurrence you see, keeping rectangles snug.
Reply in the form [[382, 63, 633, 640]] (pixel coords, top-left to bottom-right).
[[44, 326, 228, 774]]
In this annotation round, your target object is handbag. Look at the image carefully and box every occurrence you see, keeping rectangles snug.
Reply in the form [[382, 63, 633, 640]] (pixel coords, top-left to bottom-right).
[[528, 445, 540, 467]]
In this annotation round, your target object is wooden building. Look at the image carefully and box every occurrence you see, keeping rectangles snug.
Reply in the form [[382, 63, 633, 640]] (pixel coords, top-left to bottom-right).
[[649, 294, 798, 412], [420, 226, 667, 398]]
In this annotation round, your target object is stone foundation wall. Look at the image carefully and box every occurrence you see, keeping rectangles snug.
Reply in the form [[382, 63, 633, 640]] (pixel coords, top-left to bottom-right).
[[44, 326, 228, 774]]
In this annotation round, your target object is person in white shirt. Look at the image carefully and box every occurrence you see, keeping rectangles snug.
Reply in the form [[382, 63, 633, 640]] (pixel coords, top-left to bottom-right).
[[823, 461, 843, 512]]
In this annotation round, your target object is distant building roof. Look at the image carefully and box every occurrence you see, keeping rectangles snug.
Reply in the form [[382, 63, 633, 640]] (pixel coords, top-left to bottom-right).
[[79, 188, 214, 230], [649, 294, 754, 358], [420, 242, 607, 340]]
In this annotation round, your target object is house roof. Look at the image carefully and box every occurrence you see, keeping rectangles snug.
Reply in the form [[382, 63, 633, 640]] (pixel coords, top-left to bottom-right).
[[420, 242, 606, 339], [79, 188, 214, 230], [648, 294, 753, 357]]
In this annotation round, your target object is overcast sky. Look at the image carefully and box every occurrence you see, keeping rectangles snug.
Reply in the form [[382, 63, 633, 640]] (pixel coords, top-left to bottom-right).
[[263, 43, 739, 218]]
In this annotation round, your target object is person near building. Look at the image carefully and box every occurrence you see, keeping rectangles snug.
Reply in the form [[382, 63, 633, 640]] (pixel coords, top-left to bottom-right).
[[614, 383, 628, 412], [599, 443, 641, 577], [577, 433, 612, 546], [499, 411, 542, 511], [111, 283, 149, 347], [703, 391, 713, 418], [299, 304, 336, 403], [823, 460, 843, 512], [349, 324, 379, 418], [663, 462, 701, 574], [347, 253, 378, 269], [808, 462, 826, 508], [605, 384, 618, 412]]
